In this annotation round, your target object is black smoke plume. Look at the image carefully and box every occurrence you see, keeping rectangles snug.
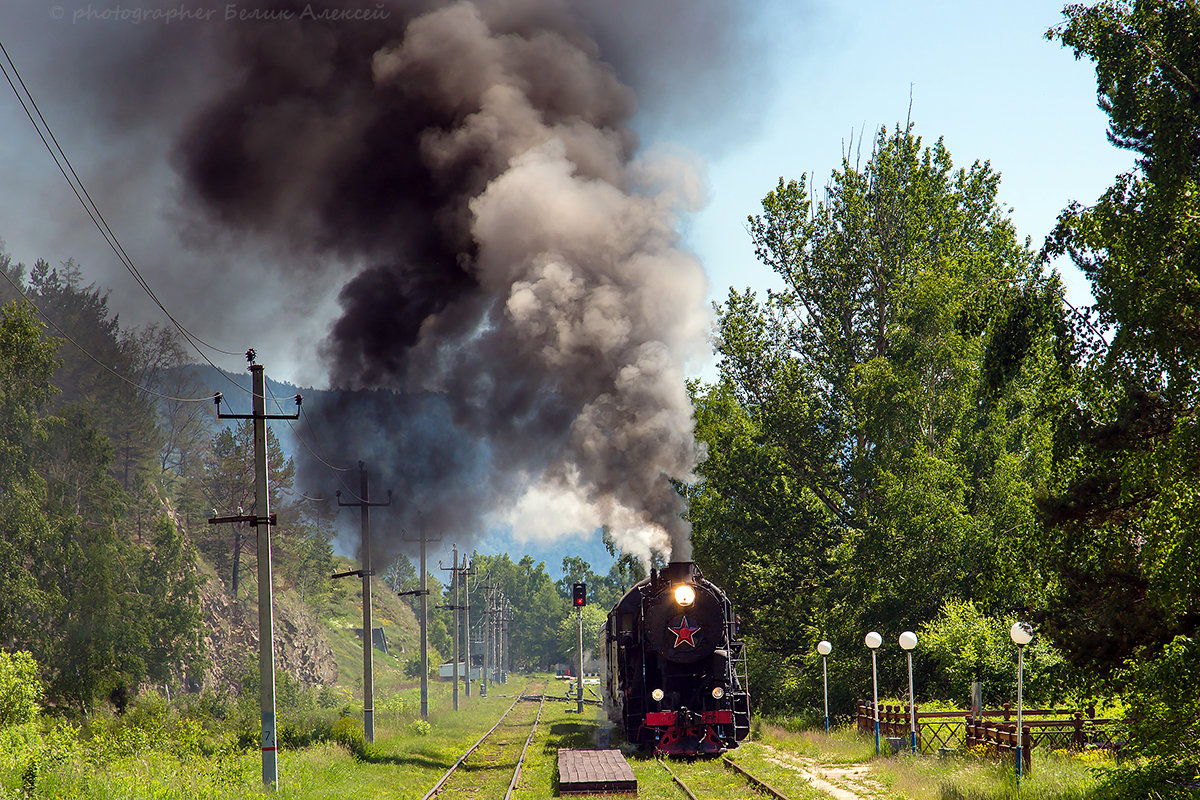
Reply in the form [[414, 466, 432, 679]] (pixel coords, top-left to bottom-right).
[[21, 0, 734, 563]]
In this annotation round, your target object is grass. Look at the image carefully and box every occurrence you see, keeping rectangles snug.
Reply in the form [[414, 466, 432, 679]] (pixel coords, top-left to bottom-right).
[[8, 676, 544, 799], [319, 561, 423, 697], [724, 744, 844, 799], [873, 747, 1110, 800], [758, 719, 880, 763], [4, 686, 1119, 800], [748, 721, 1110, 800]]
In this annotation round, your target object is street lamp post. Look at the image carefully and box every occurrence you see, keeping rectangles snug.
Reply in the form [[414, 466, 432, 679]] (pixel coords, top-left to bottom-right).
[[817, 640, 832, 734], [899, 631, 918, 754], [1010, 622, 1033, 786], [865, 631, 882, 755]]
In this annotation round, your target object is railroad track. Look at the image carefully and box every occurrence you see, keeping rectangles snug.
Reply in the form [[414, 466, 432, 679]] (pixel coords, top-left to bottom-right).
[[659, 754, 794, 800], [420, 683, 547, 800]]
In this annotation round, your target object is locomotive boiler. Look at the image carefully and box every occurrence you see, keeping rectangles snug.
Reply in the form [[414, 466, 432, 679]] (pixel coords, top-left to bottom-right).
[[603, 561, 750, 754]]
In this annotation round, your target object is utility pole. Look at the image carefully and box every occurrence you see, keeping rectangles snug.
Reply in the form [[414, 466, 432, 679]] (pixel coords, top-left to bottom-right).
[[331, 462, 391, 743], [481, 579, 491, 698], [449, 548, 459, 711], [463, 556, 474, 697], [420, 529, 428, 718], [437, 547, 464, 711], [497, 594, 505, 684], [498, 592, 507, 683], [400, 528, 439, 719], [504, 598, 513, 678], [211, 353, 300, 790]]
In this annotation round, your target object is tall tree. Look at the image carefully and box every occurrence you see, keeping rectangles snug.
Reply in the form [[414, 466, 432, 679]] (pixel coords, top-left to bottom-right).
[[1040, 0, 1199, 784], [21, 259, 163, 494], [690, 125, 1067, 709], [470, 553, 564, 669], [0, 295, 204, 710], [198, 421, 295, 596], [0, 301, 60, 646]]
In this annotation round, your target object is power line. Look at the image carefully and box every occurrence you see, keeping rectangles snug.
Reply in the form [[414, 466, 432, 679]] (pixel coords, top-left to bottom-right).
[[301, 404, 355, 473], [277, 486, 330, 503], [0, 39, 239, 357], [0, 39, 253, 399], [0, 266, 211, 403]]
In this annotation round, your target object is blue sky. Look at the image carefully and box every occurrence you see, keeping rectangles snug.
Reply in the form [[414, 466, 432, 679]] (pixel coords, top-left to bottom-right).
[[680, 0, 1131, 359], [0, 0, 1134, 578]]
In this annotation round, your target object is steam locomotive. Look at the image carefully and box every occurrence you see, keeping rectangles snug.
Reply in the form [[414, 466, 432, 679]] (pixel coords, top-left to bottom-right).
[[603, 561, 750, 754]]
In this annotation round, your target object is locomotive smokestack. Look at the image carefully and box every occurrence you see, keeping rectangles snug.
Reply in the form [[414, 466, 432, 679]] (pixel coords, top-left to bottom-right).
[[662, 561, 699, 584]]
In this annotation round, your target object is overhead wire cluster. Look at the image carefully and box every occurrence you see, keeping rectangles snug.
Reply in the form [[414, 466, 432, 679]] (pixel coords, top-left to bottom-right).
[[0, 38, 361, 499]]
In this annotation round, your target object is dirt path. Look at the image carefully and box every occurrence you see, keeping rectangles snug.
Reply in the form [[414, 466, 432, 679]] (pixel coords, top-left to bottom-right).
[[757, 744, 888, 800]]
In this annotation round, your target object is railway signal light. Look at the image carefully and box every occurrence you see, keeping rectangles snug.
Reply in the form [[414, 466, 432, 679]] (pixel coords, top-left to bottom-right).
[[573, 582, 586, 607]]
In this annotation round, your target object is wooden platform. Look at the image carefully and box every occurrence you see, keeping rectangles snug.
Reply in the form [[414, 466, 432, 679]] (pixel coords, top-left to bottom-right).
[[558, 748, 637, 794]]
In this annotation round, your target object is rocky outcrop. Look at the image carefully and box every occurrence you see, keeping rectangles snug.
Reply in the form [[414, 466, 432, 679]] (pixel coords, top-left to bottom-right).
[[192, 564, 337, 693]]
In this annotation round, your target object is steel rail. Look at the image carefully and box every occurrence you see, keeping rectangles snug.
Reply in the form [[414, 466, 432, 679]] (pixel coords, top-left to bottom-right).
[[419, 691, 526, 800], [657, 758, 702, 800], [721, 755, 792, 800], [503, 692, 547, 800]]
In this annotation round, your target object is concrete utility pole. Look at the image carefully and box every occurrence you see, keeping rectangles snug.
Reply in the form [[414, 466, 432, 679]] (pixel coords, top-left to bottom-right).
[[449, 549, 459, 710], [505, 599, 512, 677], [463, 556, 473, 698], [498, 596, 506, 683], [491, 589, 499, 685], [499, 593, 508, 683], [211, 354, 300, 790], [481, 579, 491, 698], [398, 527, 439, 719], [420, 529, 429, 719], [333, 463, 391, 743], [437, 548, 465, 711]]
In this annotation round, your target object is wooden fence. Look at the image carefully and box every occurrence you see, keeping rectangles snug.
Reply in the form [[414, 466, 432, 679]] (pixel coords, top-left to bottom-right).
[[964, 716, 1032, 771], [855, 701, 1120, 766]]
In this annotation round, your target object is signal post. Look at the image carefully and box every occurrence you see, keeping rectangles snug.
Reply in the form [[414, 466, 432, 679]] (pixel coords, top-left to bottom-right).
[[573, 582, 586, 713]]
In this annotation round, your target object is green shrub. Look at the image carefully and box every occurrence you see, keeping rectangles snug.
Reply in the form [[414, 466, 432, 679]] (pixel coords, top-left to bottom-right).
[[0, 650, 43, 726], [1100, 635, 1200, 795], [376, 690, 417, 718], [20, 720, 79, 794], [276, 710, 335, 749], [408, 719, 432, 736], [332, 715, 367, 759], [919, 599, 1067, 705], [194, 689, 235, 721], [317, 684, 348, 709], [81, 717, 148, 764], [169, 716, 215, 758], [125, 691, 169, 731]]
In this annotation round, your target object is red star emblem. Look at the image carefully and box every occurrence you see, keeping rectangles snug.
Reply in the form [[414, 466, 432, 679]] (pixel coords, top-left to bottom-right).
[[668, 616, 700, 648]]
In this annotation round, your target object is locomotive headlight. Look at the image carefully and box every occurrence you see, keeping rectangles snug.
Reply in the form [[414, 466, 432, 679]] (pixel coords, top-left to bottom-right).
[[673, 584, 696, 607], [651, 688, 665, 702], [711, 686, 725, 700]]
